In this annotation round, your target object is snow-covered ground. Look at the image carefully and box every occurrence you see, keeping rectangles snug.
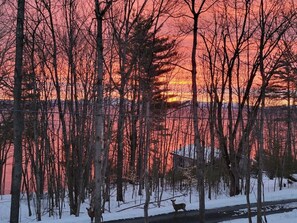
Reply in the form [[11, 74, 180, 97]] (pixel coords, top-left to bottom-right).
[[1, 176, 297, 223]]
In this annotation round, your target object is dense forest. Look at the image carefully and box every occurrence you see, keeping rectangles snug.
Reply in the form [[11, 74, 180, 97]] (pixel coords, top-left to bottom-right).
[[0, 0, 297, 223]]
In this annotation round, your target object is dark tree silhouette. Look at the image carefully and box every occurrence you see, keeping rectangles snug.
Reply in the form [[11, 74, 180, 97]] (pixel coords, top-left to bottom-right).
[[10, 0, 26, 222]]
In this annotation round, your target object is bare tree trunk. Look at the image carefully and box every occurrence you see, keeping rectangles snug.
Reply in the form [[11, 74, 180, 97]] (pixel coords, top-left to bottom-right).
[[246, 144, 252, 223], [10, 0, 25, 222], [116, 94, 125, 201], [94, 1, 112, 223], [257, 100, 265, 223], [129, 85, 139, 176], [143, 100, 151, 223], [186, 1, 207, 221], [33, 99, 42, 221], [257, 2, 265, 222], [27, 17, 42, 220]]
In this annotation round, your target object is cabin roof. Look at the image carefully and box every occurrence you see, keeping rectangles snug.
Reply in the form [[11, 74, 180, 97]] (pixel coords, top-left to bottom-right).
[[171, 144, 220, 163]]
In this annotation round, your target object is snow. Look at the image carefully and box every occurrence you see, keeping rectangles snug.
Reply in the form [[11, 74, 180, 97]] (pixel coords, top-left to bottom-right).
[[1, 176, 297, 222]]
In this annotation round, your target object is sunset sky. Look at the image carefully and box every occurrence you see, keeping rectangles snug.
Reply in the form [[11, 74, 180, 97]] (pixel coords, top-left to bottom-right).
[[1, 2, 297, 220]]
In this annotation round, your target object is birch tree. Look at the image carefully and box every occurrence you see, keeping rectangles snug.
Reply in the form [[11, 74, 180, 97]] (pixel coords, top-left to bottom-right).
[[94, 1, 112, 222]]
